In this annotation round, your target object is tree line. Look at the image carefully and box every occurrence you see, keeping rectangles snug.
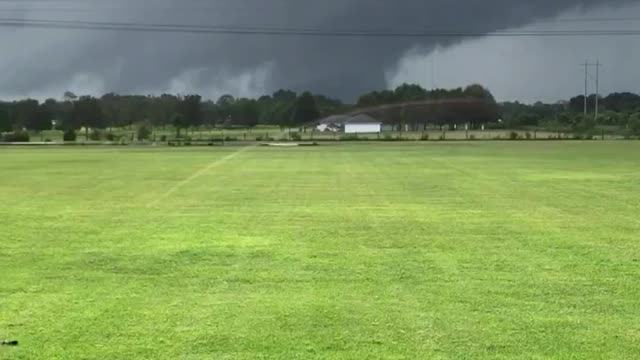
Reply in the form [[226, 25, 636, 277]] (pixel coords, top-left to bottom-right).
[[0, 89, 340, 138], [0, 83, 500, 138], [500, 92, 640, 135], [2, 83, 640, 139]]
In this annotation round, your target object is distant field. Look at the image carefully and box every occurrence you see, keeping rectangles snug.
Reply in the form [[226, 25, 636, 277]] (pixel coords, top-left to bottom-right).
[[1, 142, 639, 359]]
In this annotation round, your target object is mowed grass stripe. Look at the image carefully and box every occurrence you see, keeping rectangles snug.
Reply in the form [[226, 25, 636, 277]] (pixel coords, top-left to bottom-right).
[[146, 145, 254, 208]]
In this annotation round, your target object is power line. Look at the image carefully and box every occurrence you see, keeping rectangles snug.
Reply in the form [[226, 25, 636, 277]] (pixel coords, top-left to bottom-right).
[[4, 18, 640, 37]]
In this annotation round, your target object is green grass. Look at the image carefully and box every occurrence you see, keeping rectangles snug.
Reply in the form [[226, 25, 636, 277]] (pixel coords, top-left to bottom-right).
[[1, 142, 640, 359]]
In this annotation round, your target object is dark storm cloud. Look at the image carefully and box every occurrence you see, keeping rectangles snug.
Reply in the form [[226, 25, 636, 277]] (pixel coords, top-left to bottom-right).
[[0, 0, 634, 99]]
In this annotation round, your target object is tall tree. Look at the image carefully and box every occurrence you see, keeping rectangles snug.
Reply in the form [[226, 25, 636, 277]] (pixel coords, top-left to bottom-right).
[[216, 94, 235, 107], [14, 99, 39, 130], [272, 89, 297, 103], [172, 114, 188, 137], [72, 96, 104, 140], [177, 95, 202, 129], [290, 92, 320, 127], [63, 91, 78, 102], [30, 104, 53, 137], [0, 103, 11, 132], [233, 99, 260, 128]]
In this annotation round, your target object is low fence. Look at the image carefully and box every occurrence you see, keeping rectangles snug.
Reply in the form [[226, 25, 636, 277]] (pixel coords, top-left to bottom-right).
[[1, 128, 634, 146]]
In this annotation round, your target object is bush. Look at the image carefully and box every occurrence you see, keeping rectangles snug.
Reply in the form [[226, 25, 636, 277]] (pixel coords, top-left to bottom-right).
[[525, 132, 532, 140], [469, 134, 476, 140], [420, 133, 430, 141], [137, 122, 153, 141], [105, 133, 116, 141], [224, 136, 238, 142], [380, 134, 403, 141], [438, 134, 446, 141], [63, 129, 77, 142], [340, 134, 360, 141], [89, 130, 102, 141], [44, 138, 52, 143], [2, 131, 30, 142], [159, 135, 167, 142], [509, 131, 519, 140], [290, 132, 302, 141]]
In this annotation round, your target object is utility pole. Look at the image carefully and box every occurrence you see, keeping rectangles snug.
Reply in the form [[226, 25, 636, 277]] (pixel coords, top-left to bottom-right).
[[594, 60, 602, 120], [431, 52, 436, 90], [582, 61, 589, 115]]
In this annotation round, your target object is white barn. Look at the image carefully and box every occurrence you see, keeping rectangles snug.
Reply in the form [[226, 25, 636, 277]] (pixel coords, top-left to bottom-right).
[[316, 115, 350, 132], [344, 114, 382, 133]]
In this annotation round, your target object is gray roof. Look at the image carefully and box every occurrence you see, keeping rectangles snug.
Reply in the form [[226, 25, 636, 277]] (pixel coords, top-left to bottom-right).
[[317, 114, 350, 125], [345, 114, 382, 125]]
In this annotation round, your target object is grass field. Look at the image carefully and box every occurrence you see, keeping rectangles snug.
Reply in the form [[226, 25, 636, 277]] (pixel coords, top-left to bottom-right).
[[1, 142, 640, 359]]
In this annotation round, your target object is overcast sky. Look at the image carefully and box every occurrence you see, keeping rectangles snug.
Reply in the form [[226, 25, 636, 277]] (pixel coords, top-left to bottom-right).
[[0, 0, 638, 103]]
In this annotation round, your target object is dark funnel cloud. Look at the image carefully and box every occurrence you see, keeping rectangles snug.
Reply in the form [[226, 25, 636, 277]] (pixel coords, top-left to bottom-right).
[[0, 0, 634, 100]]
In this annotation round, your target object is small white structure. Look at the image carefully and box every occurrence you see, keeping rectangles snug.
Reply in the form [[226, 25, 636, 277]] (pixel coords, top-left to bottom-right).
[[344, 114, 382, 134]]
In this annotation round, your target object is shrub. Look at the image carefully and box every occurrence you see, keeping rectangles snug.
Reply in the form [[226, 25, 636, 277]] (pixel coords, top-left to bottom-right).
[[89, 130, 102, 141], [438, 134, 446, 141], [420, 133, 430, 141], [44, 138, 52, 143], [525, 132, 532, 140], [159, 135, 167, 142], [290, 132, 302, 141], [2, 131, 30, 142], [340, 134, 360, 141], [509, 131, 519, 140], [380, 134, 403, 141], [137, 122, 153, 141], [63, 129, 77, 142], [469, 134, 476, 140], [255, 135, 264, 141], [224, 136, 238, 142], [105, 133, 116, 141], [573, 134, 584, 140]]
